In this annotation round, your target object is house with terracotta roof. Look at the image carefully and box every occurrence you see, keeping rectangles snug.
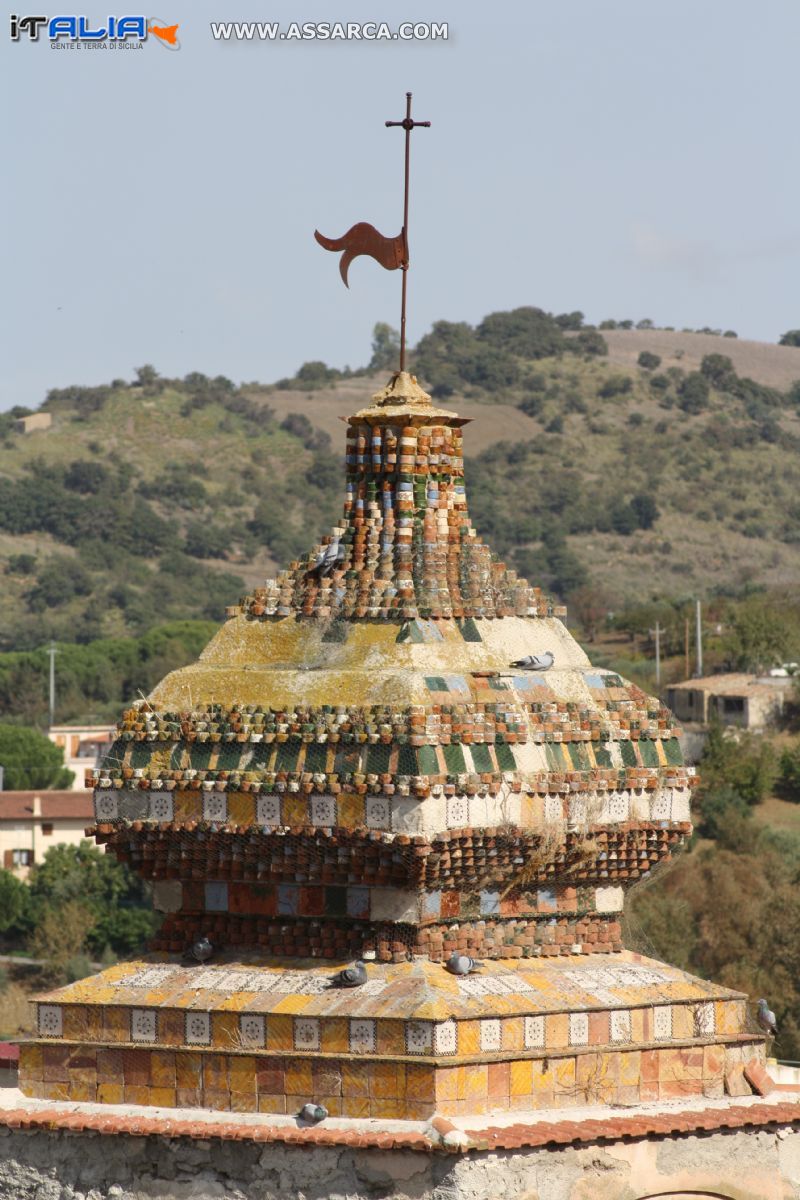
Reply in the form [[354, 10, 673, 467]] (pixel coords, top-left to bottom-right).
[[46, 725, 115, 791], [666, 672, 794, 731], [0, 791, 93, 878]]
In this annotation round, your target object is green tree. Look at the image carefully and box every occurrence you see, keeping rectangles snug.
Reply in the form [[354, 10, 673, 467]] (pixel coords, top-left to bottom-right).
[[630, 493, 659, 530], [369, 322, 400, 370], [29, 899, 96, 983], [722, 597, 799, 672], [678, 372, 710, 413], [700, 353, 736, 390], [0, 726, 73, 790], [28, 840, 156, 956], [778, 330, 800, 347], [574, 330, 608, 356], [598, 375, 632, 399], [699, 720, 777, 806], [0, 869, 30, 935], [637, 351, 661, 371]]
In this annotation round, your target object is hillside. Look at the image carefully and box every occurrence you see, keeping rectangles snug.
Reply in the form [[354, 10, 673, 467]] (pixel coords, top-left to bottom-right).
[[1, 311, 799, 659]]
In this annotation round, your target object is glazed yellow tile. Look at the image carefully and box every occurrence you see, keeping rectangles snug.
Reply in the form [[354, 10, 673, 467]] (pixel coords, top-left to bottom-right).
[[124, 1084, 150, 1105], [323, 1018, 348, 1054], [671, 1005, 694, 1039], [230, 1092, 258, 1112], [173, 791, 196, 821], [226, 792, 253, 825], [272, 994, 313, 1016], [553, 1056, 576, 1095], [629, 1008, 645, 1043], [281, 796, 308, 826], [619, 1050, 641, 1085], [376, 1020, 406, 1055], [435, 1066, 459, 1102], [465, 1064, 488, 1101], [217, 991, 257, 1013], [97, 1083, 124, 1104], [337, 794, 364, 826], [69, 1083, 96, 1102], [547, 1014, 569, 1048], [716, 1000, 745, 1036], [212, 1012, 240, 1048], [532, 1061, 554, 1093], [20, 1044, 43, 1072], [285, 1061, 313, 1094], [376, 1062, 407, 1099], [371, 1097, 405, 1119], [258, 1095, 287, 1114], [104, 1008, 130, 1042], [267, 1015, 293, 1050], [229, 1056, 256, 1092], [457, 1022, 480, 1055], [150, 1087, 177, 1107], [342, 1062, 370, 1097], [341, 1096, 371, 1118]]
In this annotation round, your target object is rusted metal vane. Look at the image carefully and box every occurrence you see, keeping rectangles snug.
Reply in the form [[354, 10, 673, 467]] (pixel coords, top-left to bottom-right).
[[314, 92, 430, 372]]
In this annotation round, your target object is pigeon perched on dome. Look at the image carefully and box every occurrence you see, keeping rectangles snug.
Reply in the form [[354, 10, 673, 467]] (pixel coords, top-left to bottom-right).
[[298, 1103, 328, 1123], [183, 935, 213, 965], [510, 652, 555, 671], [310, 539, 344, 577], [444, 952, 483, 975], [756, 998, 778, 1037], [330, 960, 368, 987]]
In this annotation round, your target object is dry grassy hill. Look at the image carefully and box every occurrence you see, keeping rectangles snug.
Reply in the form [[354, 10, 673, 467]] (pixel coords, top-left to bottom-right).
[[1, 322, 799, 651], [600, 329, 800, 389]]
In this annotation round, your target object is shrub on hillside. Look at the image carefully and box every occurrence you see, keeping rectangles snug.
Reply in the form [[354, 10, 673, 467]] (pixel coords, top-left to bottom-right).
[[677, 372, 710, 413], [573, 330, 608, 356], [598, 374, 633, 399], [700, 354, 737, 390], [779, 330, 800, 347], [637, 351, 661, 370]]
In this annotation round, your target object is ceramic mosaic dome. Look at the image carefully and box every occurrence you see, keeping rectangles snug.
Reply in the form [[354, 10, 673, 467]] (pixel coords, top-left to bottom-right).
[[19, 372, 765, 1120]]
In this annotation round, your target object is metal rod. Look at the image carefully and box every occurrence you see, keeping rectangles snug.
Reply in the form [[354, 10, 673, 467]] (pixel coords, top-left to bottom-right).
[[386, 92, 430, 374], [695, 600, 703, 678], [48, 641, 57, 728]]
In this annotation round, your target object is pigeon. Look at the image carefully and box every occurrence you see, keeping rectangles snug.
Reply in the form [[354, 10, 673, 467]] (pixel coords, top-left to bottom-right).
[[510, 652, 555, 671], [183, 935, 213, 965], [298, 1102, 328, 1123], [444, 952, 484, 976], [756, 998, 778, 1037], [309, 539, 344, 577], [330, 960, 367, 988]]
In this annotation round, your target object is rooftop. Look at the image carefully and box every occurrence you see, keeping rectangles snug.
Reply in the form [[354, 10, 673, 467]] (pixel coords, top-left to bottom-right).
[[667, 673, 793, 697], [0, 791, 94, 821]]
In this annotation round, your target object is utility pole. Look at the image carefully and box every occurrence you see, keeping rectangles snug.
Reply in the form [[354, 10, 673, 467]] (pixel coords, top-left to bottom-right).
[[48, 641, 58, 729], [695, 600, 703, 678], [649, 621, 662, 687], [684, 618, 690, 680]]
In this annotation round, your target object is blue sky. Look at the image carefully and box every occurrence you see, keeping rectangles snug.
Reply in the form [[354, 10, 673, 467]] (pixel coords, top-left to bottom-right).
[[3, 0, 799, 409]]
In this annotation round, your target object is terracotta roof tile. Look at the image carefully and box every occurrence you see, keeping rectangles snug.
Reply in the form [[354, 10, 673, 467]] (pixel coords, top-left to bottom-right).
[[0, 791, 94, 821]]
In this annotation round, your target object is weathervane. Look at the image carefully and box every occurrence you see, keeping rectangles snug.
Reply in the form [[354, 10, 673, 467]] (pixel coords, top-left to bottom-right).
[[314, 92, 430, 372]]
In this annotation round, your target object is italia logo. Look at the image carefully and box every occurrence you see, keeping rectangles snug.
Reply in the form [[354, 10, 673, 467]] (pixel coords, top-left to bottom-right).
[[10, 14, 180, 48]]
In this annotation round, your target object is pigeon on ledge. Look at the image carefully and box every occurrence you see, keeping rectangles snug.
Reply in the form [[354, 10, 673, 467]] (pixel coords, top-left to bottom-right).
[[756, 998, 778, 1037], [330, 960, 367, 988], [299, 1103, 328, 1123], [183, 935, 213, 965], [510, 652, 555, 671], [310, 539, 344, 576], [444, 952, 484, 976]]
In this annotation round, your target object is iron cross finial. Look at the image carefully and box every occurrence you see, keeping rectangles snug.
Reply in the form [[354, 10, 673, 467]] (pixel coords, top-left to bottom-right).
[[385, 93, 431, 371]]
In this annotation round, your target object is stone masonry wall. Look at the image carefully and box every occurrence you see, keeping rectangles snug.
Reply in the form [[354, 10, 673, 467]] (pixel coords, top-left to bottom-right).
[[2, 1124, 800, 1200]]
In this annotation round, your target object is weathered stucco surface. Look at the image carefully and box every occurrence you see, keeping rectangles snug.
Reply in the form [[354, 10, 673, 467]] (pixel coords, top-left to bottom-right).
[[1, 1125, 799, 1200]]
